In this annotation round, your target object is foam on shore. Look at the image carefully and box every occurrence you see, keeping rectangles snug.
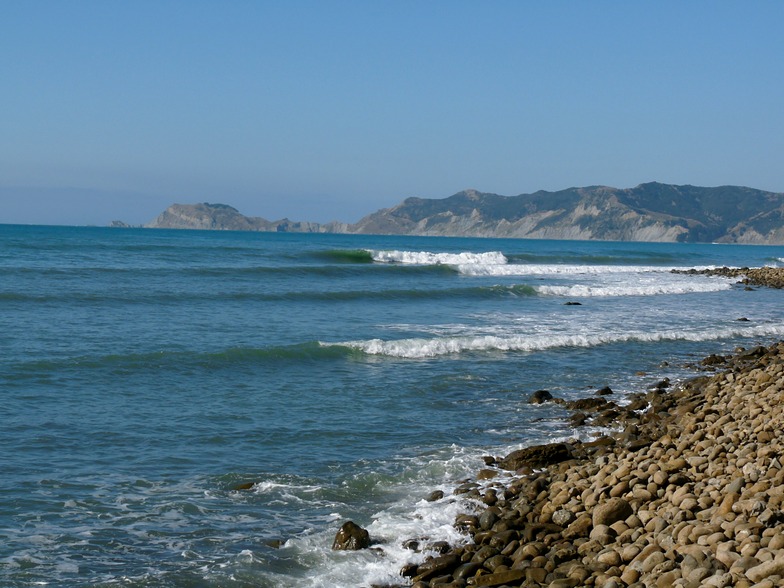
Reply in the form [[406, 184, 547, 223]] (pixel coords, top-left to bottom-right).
[[383, 339, 784, 587]]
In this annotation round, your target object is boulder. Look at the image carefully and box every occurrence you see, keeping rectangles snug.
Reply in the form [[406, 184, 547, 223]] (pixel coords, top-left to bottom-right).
[[592, 497, 633, 527], [566, 397, 613, 411], [528, 389, 554, 404], [412, 552, 461, 582], [332, 521, 371, 550], [498, 442, 573, 471]]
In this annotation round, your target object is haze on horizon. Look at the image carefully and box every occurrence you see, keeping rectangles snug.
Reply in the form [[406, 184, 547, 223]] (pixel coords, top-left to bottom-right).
[[1, 1, 783, 227]]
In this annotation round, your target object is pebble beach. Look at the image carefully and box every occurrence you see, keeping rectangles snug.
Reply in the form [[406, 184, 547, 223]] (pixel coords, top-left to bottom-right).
[[357, 267, 784, 588]]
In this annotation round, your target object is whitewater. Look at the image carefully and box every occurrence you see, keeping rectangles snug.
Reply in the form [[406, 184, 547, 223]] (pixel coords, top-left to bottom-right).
[[1, 226, 783, 587]]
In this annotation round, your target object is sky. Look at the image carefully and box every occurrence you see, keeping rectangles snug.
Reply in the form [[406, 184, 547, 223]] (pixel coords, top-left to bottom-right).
[[2, 1, 783, 226]]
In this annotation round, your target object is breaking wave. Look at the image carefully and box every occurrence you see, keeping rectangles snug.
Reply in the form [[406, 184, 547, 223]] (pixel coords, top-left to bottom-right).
[[368, 250, 508, 266], [325, 322, 784, 359], [456, 263, 717, 277], [536, 281, 734, 297]]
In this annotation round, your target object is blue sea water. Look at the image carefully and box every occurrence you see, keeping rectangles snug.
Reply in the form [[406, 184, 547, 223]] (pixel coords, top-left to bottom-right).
[[2, 225, 784, 587]]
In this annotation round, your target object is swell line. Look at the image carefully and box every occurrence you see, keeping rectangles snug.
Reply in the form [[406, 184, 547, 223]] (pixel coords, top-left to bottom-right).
[[0, 284, 538, 305], [324, 322, 784, 359], [6, 343, 359, 377]]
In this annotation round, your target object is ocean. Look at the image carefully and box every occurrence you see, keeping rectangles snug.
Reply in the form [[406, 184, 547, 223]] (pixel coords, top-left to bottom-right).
[[2, 225, 783, 587]]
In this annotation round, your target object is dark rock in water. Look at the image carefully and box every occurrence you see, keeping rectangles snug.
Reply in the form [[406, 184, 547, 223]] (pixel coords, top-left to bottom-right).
[[233, 482, 255, 491], [738, 345, 767, 361], [566, 397, 613, 411], [626, 397, 649, 412], [454, 513, 480, 532], [412, 552, 461, 582], [701, 354, 726, 366], [647, 377, 670, 391], [570, 412, 588, 427], [426, 490, 445, 502], [498, 442, 573, 471], [528, 389, 554, 404], [476, 468, 498, 480], [737, 317, 750, 321], [596, 386, 613, 395], [332, 521, 371, 550], [403, 538, 421, 551], [564, 301, 582, 305], [593, 408, 620, 425]]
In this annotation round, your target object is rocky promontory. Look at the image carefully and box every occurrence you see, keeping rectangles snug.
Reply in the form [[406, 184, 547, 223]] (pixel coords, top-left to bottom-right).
[[672, 267, 784, 290]]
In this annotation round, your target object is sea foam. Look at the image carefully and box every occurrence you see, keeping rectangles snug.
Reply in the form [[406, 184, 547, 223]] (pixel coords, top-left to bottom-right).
[[369, 250, 508, 266], [328, 323, 784, 359], [535, 280, 733, 297], [456, 263, 720, 277]]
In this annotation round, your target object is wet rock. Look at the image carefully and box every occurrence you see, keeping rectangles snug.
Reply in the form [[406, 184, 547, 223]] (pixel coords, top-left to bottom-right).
[[569, 412, 587, 427], [528, 389, 554, 404], [412, 553, 461, 582], [565, 397, 612, 411], [647, 377, 670, 391], [332, 521, 371, 550], [453, 561, 482, 579], [427, 490, 445, 502], [702, 354, 727, 367], [466, 568, 525, 585], [233, 481, 256, 490], [498, 442, 573, 471]]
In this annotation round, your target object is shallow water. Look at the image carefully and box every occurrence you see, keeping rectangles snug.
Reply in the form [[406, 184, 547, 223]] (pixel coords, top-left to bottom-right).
[[1, 225, 783, 586]]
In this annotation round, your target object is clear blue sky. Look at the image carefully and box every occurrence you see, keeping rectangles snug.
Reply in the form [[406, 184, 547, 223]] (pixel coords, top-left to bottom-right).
[[2, 1, 783, 226]]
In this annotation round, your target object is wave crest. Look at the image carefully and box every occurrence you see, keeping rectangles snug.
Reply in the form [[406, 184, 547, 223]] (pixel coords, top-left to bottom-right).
[[326, 323, 784, 359], [369, 250, 508, 266]]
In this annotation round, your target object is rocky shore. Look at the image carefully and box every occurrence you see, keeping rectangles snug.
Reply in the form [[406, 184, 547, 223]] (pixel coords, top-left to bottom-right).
[[365, 340, 784, 588], [672, 266, 784, 289], [330, 267, 784, 587]]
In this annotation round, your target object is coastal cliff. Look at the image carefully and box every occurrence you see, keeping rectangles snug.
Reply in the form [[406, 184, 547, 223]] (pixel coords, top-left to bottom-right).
[[350, 183, 784, 243], [142, 182, 784, 244]]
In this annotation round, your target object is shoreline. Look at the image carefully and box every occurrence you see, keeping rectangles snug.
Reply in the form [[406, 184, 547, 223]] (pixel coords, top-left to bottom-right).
[[390, 340, 784, 588], [363, 267, 784, 587], [672, 266, 784, 289]]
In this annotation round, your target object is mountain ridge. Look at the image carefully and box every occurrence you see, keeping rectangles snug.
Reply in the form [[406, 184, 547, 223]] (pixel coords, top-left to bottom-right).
[[141, 182, 784, 244]]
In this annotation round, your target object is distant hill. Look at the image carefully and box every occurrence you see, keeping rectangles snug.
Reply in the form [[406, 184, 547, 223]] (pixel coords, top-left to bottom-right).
[[143, 183, 784, 244], [145, 202, 349, 233]]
